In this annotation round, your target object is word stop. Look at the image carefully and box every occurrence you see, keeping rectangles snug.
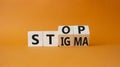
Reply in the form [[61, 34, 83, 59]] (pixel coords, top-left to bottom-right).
[[28, 25, 90, 47]]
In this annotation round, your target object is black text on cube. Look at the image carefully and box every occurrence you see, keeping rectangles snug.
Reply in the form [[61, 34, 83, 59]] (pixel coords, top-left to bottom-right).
[[28, 25, 90, 47]]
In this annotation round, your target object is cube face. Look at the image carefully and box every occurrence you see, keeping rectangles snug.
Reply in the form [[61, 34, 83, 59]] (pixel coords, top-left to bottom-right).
[[74, 34, 89, 46], [43, 31, 58, 46], [73, 25, 90, 34], [58, 26, 74, 35], [28, 31, 43, 47], [58, 35, 74, 46]]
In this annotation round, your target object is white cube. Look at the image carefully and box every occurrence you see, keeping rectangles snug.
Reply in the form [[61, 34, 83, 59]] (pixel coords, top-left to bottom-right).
[[28, 31, 43, 47]]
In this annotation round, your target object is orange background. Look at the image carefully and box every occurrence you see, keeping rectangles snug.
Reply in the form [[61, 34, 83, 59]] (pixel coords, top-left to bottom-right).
[[0, 0, 120, 67]]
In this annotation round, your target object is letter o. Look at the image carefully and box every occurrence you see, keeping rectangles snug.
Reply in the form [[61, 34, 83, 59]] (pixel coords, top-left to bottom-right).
[[62, 26, 70, 34]]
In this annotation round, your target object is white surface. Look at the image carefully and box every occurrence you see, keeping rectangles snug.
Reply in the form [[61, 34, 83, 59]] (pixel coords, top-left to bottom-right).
[[73, 25, 90, 34], [28, 31, 43, 47], [58, 26, 74, 35], [43, 31, 58, 46]]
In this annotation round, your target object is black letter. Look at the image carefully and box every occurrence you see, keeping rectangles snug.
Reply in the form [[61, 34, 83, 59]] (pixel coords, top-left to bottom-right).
[[32, 34, 39, 45], [64, 37, 70, 46], [61, 37, 64, 46], [83, 37, 88, 46], [46, 34, 55, 44], [74, 37, 82, 46], [62, 26, 70, 34], [78, 26, 85, 34]]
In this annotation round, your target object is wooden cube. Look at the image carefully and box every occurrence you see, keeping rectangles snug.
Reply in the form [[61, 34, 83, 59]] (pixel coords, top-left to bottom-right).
[[43, 31, 58, 46], [28, 31, 43, 47], [58, 26, 74, 46], [73, 25, 90, 46], [58, 35, 74, 46]]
